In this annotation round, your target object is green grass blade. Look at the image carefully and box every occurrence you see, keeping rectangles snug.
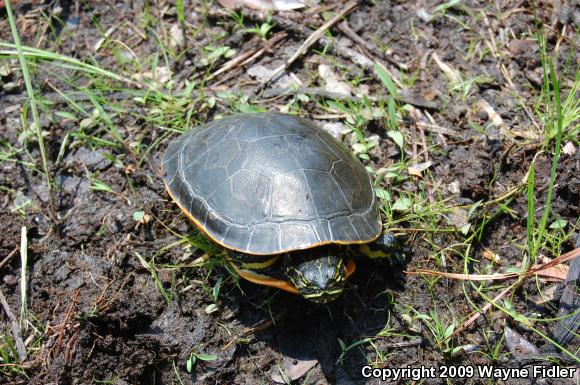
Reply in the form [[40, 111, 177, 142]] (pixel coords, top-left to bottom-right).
[[5, 1, 52, 199], [0, 43, 136, 86], [525, 161, 535, 269], [532, 59, 564, 259], [373, 62, 398, 98], [177, 0, 185, 27]]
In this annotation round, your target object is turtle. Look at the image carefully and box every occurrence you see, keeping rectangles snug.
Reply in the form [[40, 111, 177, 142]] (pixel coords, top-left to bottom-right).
[[163, 112, 400, 303]]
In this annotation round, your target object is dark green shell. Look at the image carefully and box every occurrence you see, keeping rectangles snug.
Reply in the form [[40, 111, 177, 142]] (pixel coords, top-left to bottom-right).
[[163, 112, 381, 254]]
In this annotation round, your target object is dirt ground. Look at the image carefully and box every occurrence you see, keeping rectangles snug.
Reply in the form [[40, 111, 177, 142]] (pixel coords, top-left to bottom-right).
[[0, 1, 578, 384]]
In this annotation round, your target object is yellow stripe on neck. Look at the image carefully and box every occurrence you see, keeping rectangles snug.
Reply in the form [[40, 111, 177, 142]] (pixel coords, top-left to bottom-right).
[[358, 244, 389, 258]]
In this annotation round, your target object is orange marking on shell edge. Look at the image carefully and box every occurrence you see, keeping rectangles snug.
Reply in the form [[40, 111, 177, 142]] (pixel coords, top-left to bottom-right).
[[165, 181, 381, 255], [164, 182, 224, 245]]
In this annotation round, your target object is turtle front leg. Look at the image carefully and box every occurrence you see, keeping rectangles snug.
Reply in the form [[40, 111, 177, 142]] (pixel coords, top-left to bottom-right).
[[358, 233, 408, 263]]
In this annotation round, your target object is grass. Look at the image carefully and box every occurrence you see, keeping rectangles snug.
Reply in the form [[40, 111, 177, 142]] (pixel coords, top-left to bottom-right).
[[4, 2, 52, 218], [0, 329, 28, 378]]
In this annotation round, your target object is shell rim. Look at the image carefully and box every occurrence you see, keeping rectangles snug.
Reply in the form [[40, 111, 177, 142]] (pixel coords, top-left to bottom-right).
[[164, 181, 383, 255]]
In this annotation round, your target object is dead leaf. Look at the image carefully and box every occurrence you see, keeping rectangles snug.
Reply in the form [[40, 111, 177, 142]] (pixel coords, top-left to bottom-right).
[[482, 248, 501, 264], [447, 180, 460, 194], [218, 0, 312, 11], [416, 8, 434, 23], [516, 259, 569, 281], [271, 357, 318, 384], [563, 141, 576, 156], [247, 64, 275, 82], [510, 129, 540, 140], [408, 161, 432, 177], [321, 122, 351, 140], [432, 52, 460, 84], [318, 64, 353, 96], [169, 24, 184, 49], [476, 99, 504, 127], [247, 64, 295, 88], [133, 66, 172, 85], [448, 207, 469, 230], [505, 326, 540, 358], [217, 0, 238, 8]]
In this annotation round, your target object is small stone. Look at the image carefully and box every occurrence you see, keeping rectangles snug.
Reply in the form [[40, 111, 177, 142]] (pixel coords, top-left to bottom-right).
[[416, 7, 434, 23], [67, 147, 111, 171], [321, 122, 351, 140], [505, 326, 540, 358], [169, 24, 185, 49], [247, 64, 275, 83], [448, 180, 460, 194], [563, 142, 576, 156]]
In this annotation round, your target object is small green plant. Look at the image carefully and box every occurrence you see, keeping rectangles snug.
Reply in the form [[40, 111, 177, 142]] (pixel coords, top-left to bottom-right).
[[243, 22, 274, 40], [557, 70, 579, 141], [88, 177, 116, 194], [414, 309, 466, 358], [186, 349, 218, 373], [373, 62, 399, 130], [198, 45, 236, 67], [0, 329, 27, 377], [522, 27, 567, 277], [134, 252, 173, 304], [204, 277, 222, 314], [336, 336, 375, 365], [477, 329, 509, 363], [449, 74, 493, 98], [176, 0, 185, 27]]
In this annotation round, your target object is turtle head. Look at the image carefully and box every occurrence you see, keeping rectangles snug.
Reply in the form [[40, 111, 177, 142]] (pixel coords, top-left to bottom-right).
[[286, 255, 347, 303]]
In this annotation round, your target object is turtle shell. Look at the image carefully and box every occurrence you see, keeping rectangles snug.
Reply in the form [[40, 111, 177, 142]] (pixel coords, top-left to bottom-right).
[[163, 112, 381, 255]]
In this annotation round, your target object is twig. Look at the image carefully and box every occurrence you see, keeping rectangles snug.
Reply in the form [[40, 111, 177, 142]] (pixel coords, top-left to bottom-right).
[[0, 287, 27, 361], [214, 32, 286, 77], [257, 1, 358, 91], [337, 21, 408, 70], [447, 247, 580, 342], [103, 0, 146, 40], [419, 49, 433, 85], [93, 25, 120, 52], [54, 290, 79, 357], [261, 87, 440, 110], [20, 226, 28, 327], [209, 32, 287, 85], [423, 110, 449, 146], [0, 246, 19, 270], [418, 117, 429, 163]]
